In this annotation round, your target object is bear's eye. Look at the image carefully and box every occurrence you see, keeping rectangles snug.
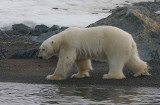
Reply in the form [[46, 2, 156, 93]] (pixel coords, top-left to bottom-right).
[[42, 49, 45, 51]]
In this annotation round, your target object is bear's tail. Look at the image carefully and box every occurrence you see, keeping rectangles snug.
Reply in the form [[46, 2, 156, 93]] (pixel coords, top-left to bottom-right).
[[126, 40, 151, 77]]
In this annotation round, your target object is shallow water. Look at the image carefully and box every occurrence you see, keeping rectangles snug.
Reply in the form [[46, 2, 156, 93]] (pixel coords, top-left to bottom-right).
[[0, 82, 160, 105]]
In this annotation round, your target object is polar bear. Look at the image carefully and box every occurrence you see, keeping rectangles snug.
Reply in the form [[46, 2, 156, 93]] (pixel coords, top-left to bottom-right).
[[38, 26, 150, 80]]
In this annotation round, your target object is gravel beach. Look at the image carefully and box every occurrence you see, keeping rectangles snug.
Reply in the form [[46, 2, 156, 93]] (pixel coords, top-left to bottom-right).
[[0, 42, 160, 87], [0, 58, 160, 87]]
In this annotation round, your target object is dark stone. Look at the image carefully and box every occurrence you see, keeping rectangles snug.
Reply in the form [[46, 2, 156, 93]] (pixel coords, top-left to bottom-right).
[[0, 30, 4, 36], [34, 24, 49, 33], [30, 24, 50, 36], [60, 27, 69, 31], [33, 31, 58, 43], [49, 25, 60, 31], [133, 2, 160, 23], [133, 2, 160, 13], [0, 48, 7, 59], [12, 23, 32, 35], [52, 8, 59, 10], [10, 48, 58, 60], [30, 27, 68, 42], [150, 50, 159, 59], [0, 30, 9, 37], [88, 6, 160, 61], [10, 48, 38, 59]]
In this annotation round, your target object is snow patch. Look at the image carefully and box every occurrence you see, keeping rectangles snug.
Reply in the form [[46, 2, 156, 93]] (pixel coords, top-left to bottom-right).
[[0, 0, 154, 29]]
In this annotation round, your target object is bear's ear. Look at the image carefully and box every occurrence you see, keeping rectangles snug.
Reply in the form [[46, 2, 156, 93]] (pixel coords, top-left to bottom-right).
[[51, 41, 54, 44]]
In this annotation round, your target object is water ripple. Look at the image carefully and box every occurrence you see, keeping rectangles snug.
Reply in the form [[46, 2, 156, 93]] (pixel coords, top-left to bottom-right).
[[0, 82, 159, 105]]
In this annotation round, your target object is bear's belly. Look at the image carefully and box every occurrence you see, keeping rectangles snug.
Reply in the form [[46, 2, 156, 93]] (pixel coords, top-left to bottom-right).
[[77, 49, 107, 60]]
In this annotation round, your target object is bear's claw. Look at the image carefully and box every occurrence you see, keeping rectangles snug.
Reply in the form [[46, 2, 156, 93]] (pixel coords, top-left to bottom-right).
[[71, 72, 90, 78], [46, 74, 63, 80], [103, 74, 125, 79], [134, 71, 151, 77]]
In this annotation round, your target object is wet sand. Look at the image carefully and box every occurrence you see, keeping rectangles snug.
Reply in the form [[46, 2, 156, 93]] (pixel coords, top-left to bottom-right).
[[0, 58, 160, 87]]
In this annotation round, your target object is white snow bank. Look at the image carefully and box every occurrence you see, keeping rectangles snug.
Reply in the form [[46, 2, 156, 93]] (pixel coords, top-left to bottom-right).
[[0, 0, 154, 29]]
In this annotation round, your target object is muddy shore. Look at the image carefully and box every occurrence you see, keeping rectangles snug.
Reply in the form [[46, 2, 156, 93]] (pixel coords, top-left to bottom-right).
[[0, 41, 159, 87], [0, 58, 160, 87]]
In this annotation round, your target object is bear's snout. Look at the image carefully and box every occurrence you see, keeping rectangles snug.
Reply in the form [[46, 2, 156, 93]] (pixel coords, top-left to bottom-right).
[[38, 56, 42, 59]]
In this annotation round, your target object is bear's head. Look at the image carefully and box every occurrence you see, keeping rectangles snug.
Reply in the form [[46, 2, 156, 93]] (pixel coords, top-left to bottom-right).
[[38, 39, 58, 59]]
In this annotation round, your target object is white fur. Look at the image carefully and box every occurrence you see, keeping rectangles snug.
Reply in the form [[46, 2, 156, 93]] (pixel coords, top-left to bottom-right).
[[38, 26, 150, 80]]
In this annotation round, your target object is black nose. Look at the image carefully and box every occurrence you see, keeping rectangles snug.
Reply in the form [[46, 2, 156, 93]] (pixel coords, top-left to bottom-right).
[[38, 56, 42, 59]]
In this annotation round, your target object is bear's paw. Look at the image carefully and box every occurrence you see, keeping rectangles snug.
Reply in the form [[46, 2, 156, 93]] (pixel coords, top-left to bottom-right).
[[103, 74, 125, 79], [71, 72, 90, 78], [46, 74, 63, 80]]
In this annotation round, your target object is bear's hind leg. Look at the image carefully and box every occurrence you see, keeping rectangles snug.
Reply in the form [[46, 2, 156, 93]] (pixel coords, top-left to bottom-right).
[[126, 53, 150, 77], [71, 59, 93, 78], [103, 59, 125, 79]]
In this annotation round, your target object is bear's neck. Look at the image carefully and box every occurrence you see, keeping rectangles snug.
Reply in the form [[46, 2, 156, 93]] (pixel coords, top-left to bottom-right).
[[52, 35, 63, 53]]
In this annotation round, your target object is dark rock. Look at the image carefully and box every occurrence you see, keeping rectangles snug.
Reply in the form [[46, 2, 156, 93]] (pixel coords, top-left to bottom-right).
[[60, 27, 69, 31], [10, 48, 58, 60], [10, 48, 38, 59], [0, 31, 10, 37], [88, 6, 160, 61], [49, 25, 60, 31], [133, 2, 160, 23], [133, 2, 160, 12], [0, 30, 3, 35], [1, 24, 32, 36], [0, 30, 5, 37], [0, 48, 7, 59], [34, 24, 49, 33], [12, 23, 32, 35], [52, 8, 59, 10], [30, 27, 68, 43], [32, 31, 58, 43], [31, 24, 50, 36]]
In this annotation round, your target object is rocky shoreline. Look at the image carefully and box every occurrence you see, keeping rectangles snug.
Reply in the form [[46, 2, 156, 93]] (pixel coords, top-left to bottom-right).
[[1, 2, 160, 61], [0, 2, 160, 86], [0, 58, 160, 87]]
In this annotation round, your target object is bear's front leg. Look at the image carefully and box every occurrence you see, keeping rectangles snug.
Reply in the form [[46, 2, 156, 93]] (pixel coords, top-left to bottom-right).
[[71, 59, 92, 78], [46, 49, 76, 80]]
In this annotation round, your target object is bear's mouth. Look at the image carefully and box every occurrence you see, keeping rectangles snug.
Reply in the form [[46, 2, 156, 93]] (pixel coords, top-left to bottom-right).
[[38, 56, 43, 59]]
